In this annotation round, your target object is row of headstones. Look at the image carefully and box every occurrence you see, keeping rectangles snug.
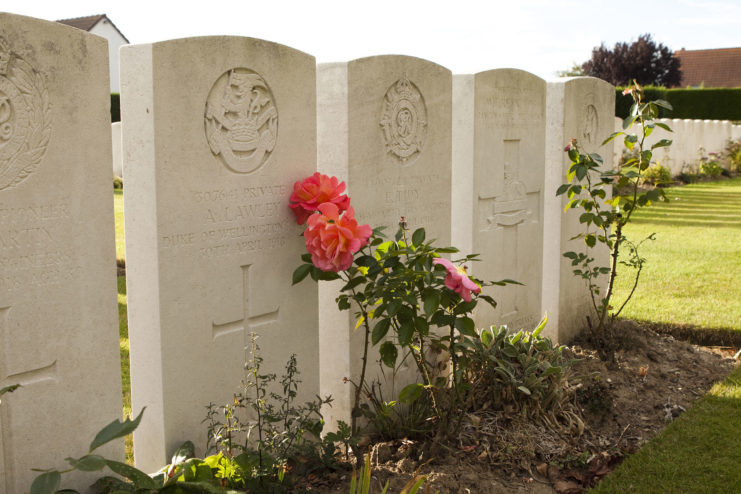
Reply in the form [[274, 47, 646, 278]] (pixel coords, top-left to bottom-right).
[[0, 14, 613, 492], [616, 117, 741, 176]]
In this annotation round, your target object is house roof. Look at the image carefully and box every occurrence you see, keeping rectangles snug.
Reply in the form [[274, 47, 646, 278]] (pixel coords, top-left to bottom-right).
[[56, 14, 129, 43], [675, 47, 741, 88]]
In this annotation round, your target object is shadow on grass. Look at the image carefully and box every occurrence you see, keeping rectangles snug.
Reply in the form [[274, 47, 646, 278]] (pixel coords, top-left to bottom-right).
[[624, 319, 741, 347]]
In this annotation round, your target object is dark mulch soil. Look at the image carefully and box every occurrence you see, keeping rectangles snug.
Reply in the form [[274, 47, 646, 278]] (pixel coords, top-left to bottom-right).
[[307, 320, 738, 493]]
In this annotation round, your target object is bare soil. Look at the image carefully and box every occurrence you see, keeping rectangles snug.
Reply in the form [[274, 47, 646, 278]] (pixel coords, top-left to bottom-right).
[[307, 320, 738, 494]]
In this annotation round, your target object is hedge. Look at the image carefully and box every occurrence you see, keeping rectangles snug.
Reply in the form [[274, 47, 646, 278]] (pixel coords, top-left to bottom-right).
[[615, 87, 741, 121], [111, 93, 120, 123]]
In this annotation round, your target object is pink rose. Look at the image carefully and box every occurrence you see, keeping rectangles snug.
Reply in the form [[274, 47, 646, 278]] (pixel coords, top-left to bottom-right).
[[433, 258, 481, 303], [289, 173, 351, 225], [304, 203, 371, 272]]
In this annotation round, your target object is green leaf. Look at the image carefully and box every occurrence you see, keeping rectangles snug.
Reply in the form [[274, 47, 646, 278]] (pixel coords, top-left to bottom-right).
[[105, 460, 157, 488], [316, 270, 341, 281], [653, 99, 673, 111], [480, 329, 493, 347], [585, 234, 596, 248], [654, 121, 672, 132], [601, 131, 624, 145], [292, 264, 312, 285], [651, 139, 672, 150], [30, 471, 61, 494], [532, 313, 548, 336], [412, 228, 425, 246], [372, 319, 391, 345], [398, 319, 415, 346], [422, 289, 440, 317], [0, 384, 20, 396], [379, 341, 398, 368], [556, 183, 570, 196], [177, 459, 214, 482], [517, 386, 532, 396], [355, 255, 377, 267], [342, 276, 365, 292], [398, 383, 425, 404], [622, 114, 637, 130], [415, 317, 429, 336], [455, 317, 476, 337], [89, 408, 145, 452], [67, 454, 107, 472], [567, 148, 579, 162]]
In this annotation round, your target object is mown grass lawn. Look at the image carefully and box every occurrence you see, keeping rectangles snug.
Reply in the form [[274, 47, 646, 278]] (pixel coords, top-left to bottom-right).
[[612, 178, 741, 332], [591, 365, 741, 494], [596, 178, 741, 492]]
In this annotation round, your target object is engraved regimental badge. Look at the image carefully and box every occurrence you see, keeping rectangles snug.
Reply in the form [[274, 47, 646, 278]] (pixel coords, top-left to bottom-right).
[[204, 68, 278, 174], [582, 104, 599, 146], [380, 76, 427, 163], [0, 37, 52, 191]]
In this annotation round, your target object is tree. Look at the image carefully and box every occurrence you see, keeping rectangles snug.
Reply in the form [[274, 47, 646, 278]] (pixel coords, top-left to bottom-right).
[[581, 34, 682, 87], [556, 63, 585, 78]]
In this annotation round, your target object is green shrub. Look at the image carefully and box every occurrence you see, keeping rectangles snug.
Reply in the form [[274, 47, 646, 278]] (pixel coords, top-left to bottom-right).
[[463, 319, 580, 420], [724, 139, 741, 172], [615, 87, 741, 120], [111, 93, 120, 123], [701, 161, 724, 177], [642, 164, 673, 186]]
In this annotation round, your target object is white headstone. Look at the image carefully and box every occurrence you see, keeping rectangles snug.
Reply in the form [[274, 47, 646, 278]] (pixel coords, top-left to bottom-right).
[[317, 56, 452, 428], [454, 69, 545, 333], [121, 37, 318, 473], [0, 13, 122, 493], [112, 122, 122, 178], [543, 77, 614, 342]]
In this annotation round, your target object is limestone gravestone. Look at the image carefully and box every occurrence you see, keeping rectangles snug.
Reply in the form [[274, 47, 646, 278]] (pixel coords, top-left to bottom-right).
[[121, 37, 318, 473], [543, 77, 614, 342], [317, 56, 452, 427], [0, 13, 122, 493], [453, 69, 546, 334]]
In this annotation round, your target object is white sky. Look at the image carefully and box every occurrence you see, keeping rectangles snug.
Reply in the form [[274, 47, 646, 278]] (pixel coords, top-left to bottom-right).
[[2, 0, 740, 79]]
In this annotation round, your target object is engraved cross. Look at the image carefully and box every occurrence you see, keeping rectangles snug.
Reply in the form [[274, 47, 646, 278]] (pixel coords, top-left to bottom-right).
[[1, 306, 58, 493], [212, 264, 280, 341]]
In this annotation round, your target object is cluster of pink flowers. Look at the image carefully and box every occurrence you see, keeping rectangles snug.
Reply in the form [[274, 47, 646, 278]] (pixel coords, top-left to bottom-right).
[[289, 173, 371, 272]]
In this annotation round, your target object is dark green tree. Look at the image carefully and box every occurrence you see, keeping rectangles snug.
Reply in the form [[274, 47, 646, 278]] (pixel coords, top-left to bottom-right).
[[581, 34, 682, 87]]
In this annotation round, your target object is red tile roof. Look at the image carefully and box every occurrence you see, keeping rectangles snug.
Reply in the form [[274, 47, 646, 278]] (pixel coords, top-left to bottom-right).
[[56, 14, 129, 43], [675, 47, 741, 88]]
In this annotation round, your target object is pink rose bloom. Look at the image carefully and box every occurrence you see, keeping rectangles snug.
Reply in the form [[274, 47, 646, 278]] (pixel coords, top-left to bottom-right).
[[433, 258, 481, 303], [289, 173, 351, 225], [304, 203, 371, 272]]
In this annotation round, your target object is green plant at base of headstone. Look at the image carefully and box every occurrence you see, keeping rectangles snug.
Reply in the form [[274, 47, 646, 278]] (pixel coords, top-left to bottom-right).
[[201, 334, 336, 491], [557, 80, 671, 360], [294, 220, 517, 457]]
